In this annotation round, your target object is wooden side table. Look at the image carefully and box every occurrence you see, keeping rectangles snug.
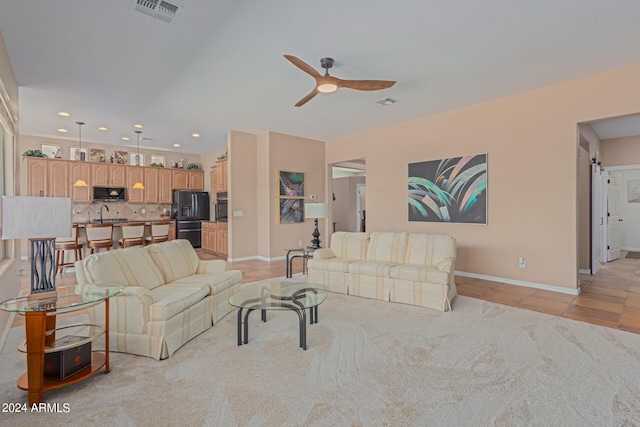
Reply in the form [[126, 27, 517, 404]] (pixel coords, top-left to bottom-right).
[[0, 284, 122, 405]]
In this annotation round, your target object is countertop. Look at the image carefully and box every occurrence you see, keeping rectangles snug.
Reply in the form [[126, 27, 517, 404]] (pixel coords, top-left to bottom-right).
[[73, 219, 174, 227]]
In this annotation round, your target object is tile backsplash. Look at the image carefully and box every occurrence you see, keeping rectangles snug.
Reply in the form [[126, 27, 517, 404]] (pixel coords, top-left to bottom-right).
[[73, 202, 171, 223]]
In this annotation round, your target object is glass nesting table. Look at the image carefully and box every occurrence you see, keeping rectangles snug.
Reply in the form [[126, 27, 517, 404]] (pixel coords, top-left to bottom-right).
[[0, 284, 123, 405], [229, 281, 328, 350]]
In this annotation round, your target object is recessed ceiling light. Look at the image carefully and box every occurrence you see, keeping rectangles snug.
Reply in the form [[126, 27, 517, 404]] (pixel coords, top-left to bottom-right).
[[57, 128, 68, 133], [192, 133, 200, 138], [134, 124, 143, 129], [122, 137, 130, 141], [98, 127, 108, 131], [58, 112, 70, 117], [173, 143, 181, 147], [375, 97, 398, 106]]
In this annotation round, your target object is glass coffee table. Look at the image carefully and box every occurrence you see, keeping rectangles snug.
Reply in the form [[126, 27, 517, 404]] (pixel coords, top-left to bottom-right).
[[229, 281, 327, 350]]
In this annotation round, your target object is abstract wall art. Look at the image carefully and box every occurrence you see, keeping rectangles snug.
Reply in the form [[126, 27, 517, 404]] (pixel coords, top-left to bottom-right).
[[279, 197, 305, 223], [279, 171, 304, 197], [408, 154, 487, 224], [278, 171, 305, 223]]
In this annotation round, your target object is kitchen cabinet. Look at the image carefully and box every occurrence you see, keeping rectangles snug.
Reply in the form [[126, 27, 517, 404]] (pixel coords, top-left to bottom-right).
[[158, 169, 173, 203], [70, 161, 92, 202], [144, 167, 159, 203], [172, 170, 189, 190], [172, 169, 204, 191], [168, 221, 176, 241], [126, 167, 145, 203], [214, 158, 228, 192], [92, 163, 127, 187], [202, 221, 227, 256], [27, 157, 70, 198], [189, 170, 204, 190]]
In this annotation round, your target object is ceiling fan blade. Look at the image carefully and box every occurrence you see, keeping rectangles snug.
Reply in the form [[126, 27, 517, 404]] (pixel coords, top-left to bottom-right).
[[284, 55, 321, 77], [338, 79, 396, 91], [295, 89, 319, 107]]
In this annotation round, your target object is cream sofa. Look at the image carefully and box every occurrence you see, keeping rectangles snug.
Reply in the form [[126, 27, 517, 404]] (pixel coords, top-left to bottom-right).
[[307, 232, 457, 311], [75, 239, 242, 360]]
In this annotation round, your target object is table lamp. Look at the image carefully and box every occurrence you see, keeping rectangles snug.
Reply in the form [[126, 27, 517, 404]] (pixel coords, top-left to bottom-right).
[[304, 202, 327, 249], [1, 196, 72, 298]]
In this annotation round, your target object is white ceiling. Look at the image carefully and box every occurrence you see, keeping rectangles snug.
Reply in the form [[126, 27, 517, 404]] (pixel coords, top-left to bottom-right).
[[2, 0, 640, 154]]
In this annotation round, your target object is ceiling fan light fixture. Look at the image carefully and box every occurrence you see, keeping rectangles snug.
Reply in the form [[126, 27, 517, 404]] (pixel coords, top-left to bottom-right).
[[317, 83, 338, 93]]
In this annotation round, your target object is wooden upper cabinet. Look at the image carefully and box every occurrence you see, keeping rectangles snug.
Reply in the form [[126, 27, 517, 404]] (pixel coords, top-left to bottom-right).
[[27, 157, 48, 197], [91, 163, 127, 187], [189, 170, 204, 190], [126, 167, 145, 203], [110, 165, 127, 187], [158, 169, 173, 203], [172, 170, 189, 190], [27, 157, 70, 197], [144, 167, 159, 203], [70, 161, 92, 202], [91, 163, 110, 186], [215, 159, 228, 192]]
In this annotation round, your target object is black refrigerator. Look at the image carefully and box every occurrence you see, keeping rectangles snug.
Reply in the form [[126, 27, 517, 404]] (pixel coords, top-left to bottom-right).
[[171, 190, 210, 248]]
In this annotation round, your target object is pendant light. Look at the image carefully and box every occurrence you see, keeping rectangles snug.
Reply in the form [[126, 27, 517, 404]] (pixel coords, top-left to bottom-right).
[[73, 121, 88, 187], [132, 130, 144, 189]]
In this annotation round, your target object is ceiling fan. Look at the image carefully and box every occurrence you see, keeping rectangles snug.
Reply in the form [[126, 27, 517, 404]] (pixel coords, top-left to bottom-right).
[[284, 55, 396, 107]]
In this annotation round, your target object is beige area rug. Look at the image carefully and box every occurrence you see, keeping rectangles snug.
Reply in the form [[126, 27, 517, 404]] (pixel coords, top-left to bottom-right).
[[1, 280, 640, 427]]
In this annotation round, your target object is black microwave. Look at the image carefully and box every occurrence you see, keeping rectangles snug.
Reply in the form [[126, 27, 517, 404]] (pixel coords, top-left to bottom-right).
[[93, 187, 126, 201]]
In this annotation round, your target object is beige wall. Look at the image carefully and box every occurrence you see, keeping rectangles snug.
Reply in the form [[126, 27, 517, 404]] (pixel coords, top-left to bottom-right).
[[228, 131, 258, 260], [601, 135, 640, 166], [228, 131, 325, 260], [325, 64, 640, 291]]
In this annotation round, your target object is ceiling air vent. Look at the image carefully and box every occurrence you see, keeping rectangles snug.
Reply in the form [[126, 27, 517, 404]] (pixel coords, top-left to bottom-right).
[[133, 0, 183, 24]]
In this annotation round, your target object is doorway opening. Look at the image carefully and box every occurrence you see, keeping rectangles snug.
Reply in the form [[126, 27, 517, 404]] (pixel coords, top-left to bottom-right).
[[330, 159, 366, 234]]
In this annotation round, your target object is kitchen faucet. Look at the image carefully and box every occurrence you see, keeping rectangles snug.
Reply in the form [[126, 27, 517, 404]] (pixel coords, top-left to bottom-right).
[[100, 204, 109, 223]]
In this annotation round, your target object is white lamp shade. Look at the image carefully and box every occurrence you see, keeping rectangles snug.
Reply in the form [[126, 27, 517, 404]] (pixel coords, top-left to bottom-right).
[[305, 202, 328, 219], [1, 196, 72, 239]]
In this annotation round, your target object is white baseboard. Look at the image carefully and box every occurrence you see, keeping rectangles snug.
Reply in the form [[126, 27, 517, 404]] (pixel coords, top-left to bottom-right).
[[621, 247, 640, 252], [455, 271, 580, 296], [578, 269, 591, 275], [254, 255, 286, 262], [228, 256, 257, 262]]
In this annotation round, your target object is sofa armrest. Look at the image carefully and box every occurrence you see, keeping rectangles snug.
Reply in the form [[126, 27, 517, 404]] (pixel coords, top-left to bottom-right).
[[437, 257, 455, 274], [313, 248, 336, 260], [197, 260, 228, 274]]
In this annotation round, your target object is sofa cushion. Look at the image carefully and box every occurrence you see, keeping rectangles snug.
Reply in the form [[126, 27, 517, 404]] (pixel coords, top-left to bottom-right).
[[349, 260, 396, 278], [146, 239, 200, 283], [390, 264, 449, 285], [308, 258, 352, 273], [330, 232, 369, 260], [148, 283, 210, 321], [404, 234, 456, 267], [367, 232, 408, 263], [171, 270, 242, 295], [82, 246, 165, 290]]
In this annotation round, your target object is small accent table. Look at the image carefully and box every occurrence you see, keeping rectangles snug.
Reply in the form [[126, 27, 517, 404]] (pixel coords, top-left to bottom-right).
[[284, 247, 316, 278], [0, 284, 123, 405], [229, 281, 327, 350]]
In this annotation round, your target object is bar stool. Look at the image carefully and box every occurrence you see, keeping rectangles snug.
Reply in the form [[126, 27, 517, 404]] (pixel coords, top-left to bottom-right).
[[145, 221, 170, 244], [85, 223, 114, 254], [55, 224, 84, 275], [119, 222, 145, 248]]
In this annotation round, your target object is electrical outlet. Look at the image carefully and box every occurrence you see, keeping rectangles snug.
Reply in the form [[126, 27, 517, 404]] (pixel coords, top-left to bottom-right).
[[298, 240, 303, 246], [141, 208, 146, 214], [518, 257, 526, 268]]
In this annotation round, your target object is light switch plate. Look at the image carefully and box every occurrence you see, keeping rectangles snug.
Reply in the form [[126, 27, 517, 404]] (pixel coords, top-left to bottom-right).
[[233, 210, 243, 217]]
